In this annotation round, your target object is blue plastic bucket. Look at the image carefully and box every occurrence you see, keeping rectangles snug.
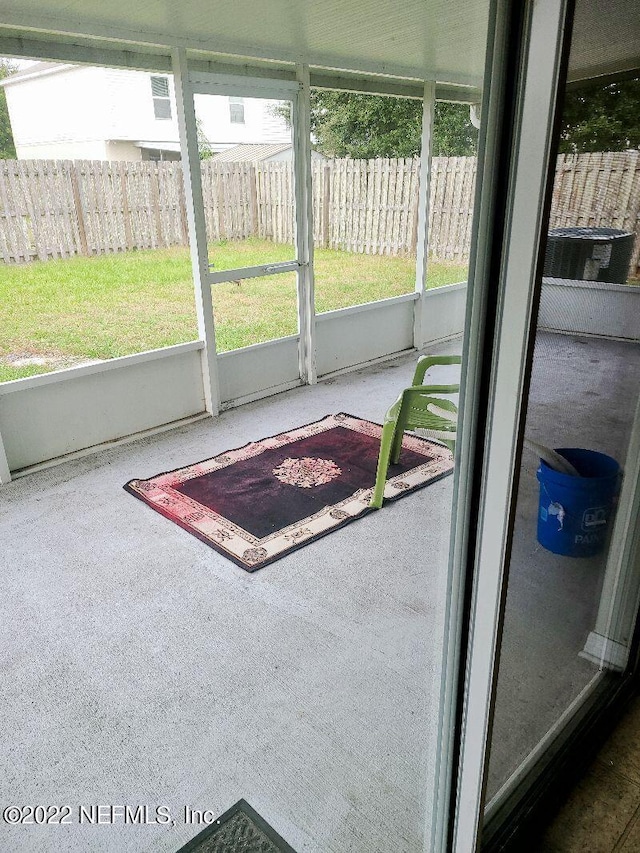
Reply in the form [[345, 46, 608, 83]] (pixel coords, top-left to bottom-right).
[[536, 448, 620, 558]]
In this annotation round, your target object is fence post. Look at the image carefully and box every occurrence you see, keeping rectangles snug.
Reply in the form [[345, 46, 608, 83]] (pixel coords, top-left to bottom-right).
[[17, 161, 44, 261], [217, 166, 226, 239], [322, 164, 331, 248], [119, 162, 134, 251], [627, 152, 640, 279], [69, 162, 89, 257], [249, 165, 258, 237], [150, 164, 163, 247]]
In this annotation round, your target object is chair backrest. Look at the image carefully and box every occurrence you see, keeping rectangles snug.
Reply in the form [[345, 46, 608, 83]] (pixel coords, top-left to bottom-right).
[[411, 354, 461, 387], [399, 372, 460, 452], [401, 386, 459, 432]]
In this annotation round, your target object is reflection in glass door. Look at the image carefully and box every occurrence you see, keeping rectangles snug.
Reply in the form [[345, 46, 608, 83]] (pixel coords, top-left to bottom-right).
[[447, 0, 640, 849], [481, 2, 640, 845], [487, 336, 640, 803]]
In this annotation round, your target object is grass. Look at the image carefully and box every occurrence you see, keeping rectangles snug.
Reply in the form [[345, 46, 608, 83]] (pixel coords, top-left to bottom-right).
[[0, 238, 468, 382]]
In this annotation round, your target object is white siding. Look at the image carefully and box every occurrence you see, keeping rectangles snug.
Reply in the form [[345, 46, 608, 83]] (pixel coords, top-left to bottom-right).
[[101, 68, 180, 143], [194, 94, 291, 148], [13, 140, 110, 160], [5, 66, 110, 154], [5, 67, 291, 160], [4, 66, 179, 160], [104, 140, 144, 161], [259, 99, 292, 142]]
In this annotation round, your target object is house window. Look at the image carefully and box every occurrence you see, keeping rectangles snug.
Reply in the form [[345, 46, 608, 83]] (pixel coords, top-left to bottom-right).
[[229, 96, 245, 124], [151, 76, 171, 120]]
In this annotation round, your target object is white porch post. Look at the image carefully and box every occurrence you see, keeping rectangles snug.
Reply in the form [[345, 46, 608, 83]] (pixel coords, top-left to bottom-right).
[[413, 81, 436, 351], [293, 64, 317, 385], [581, 396, 640, 670], [172, 48, 221, 415]]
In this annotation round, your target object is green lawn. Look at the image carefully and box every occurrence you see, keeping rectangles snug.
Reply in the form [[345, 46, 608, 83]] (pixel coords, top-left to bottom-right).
[[0, 239, 468, 382]]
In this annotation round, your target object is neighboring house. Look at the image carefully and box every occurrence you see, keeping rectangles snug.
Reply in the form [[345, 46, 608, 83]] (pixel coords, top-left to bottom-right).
[[212, 143, 325, 163], [193, 93, 290, 154], [0, 62, 290, 161], [0, 62, 181, 161]]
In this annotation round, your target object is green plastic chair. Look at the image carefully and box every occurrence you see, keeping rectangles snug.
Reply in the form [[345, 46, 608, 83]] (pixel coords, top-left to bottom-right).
[[369, 355, 461, 509]]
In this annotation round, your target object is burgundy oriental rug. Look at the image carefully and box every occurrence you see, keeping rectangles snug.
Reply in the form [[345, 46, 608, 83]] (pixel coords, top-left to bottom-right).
[[124, 413, 454, 572]]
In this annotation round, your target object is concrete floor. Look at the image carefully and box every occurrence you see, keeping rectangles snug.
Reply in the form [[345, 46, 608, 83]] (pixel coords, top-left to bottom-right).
[[487, 333, 640, 800], [0, 350, 458, 853], [1, 332, 638, 853]]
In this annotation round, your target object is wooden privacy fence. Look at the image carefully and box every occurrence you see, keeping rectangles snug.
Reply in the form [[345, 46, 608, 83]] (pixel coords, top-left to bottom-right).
[[1, 151, 639, 275], [0, 160, 188, 263], [549, 151, 640, 275]]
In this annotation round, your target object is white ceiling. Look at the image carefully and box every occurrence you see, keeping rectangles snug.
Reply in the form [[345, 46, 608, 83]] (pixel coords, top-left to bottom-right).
[[0, 0, 637, 86], [0, 0, 491, 85]]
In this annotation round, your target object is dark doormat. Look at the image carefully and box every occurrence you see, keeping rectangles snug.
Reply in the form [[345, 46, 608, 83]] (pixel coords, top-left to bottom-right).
[[125, 412, 453, 572], [176, 799, 297, 852]]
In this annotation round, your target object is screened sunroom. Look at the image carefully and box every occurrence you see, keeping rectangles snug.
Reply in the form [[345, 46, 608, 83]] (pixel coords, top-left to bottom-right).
[[1, 0, 640, 852]]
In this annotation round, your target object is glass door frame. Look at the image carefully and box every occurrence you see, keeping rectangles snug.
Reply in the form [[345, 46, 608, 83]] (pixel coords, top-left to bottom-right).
[[440, 0, 640, 851]]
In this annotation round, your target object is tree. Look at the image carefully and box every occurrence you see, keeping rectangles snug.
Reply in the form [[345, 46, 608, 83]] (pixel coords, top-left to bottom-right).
[[196, 117, 214, 159], [306, 91, 477, 158], [281, 77, 640, 159], [271, 91, 478, 158], [308, 91, 422, 158], [432, 102, 479, 156], [558, 77, 640, 153], [0, 59, 18, 159]]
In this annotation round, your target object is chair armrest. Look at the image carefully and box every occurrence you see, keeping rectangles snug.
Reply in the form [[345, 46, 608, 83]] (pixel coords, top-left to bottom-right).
[[410, 383, 460, 396], [401, 387, 459, 413]]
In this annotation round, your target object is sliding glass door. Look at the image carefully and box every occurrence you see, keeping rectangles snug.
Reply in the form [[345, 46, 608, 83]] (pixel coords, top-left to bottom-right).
[[446, 0, 640, 849], [483, 1, 640, 838]]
